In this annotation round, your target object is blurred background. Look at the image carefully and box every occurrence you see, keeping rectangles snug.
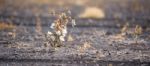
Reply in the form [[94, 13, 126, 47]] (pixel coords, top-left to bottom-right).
[[0, 0, 150, 29], [0, 0, 149, 17]]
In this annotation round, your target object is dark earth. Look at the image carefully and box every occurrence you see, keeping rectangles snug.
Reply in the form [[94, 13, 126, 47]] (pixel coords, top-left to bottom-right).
[[0, 0, 150, 66]]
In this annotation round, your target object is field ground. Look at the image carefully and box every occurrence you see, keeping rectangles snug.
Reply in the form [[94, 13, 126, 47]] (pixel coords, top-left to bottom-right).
[[0, 0, 150, 66]]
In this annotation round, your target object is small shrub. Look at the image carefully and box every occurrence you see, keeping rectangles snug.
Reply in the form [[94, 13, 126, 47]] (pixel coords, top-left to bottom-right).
[[133, 25, 143, 40], [121, 23, 129, 36], [46, 13, 75, 47]]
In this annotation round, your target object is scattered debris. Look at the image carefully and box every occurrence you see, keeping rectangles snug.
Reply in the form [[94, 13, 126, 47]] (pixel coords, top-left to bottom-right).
[[7, 42, 32, 49], [95, 50, 106, 60], [109, 34, 126, 42], [7, 29, 16, 39]]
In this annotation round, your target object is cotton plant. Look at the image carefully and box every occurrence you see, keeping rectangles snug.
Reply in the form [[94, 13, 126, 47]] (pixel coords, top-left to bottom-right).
[[46, 13, 76, 47]]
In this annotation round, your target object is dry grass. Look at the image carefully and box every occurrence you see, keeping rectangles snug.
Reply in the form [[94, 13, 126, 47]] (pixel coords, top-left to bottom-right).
[[35, 16, 42, 35], [0, 22, 16, 38], [0, 22, 16, 30], [78, 42, 92, 53], [120, 23, 129, 36], [133, 25, 143, 44], [79, 7, 105, 19], [134, 25, 143, 36], [121, 23, 129, 33], [108, 64, 113, 66], [110, 34, 126, 42], [7, 42, 32, 49], [67, 34, 74, 41]]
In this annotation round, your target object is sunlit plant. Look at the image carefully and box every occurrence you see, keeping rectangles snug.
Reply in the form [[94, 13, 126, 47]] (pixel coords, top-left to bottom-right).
[[46, 13, 75, 47], [121, 23, 129, 36], [133, 25, 143, 41]]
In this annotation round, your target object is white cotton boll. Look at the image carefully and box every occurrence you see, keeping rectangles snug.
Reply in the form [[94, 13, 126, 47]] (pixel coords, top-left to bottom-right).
[[62, 27, 67, 36], [47, 31, 52, 35], [50, 35, 55, 41], [60, 36, 65, 41], [50, 23, 55, 29], [71, 19, 76, 27], [56, 31, 61, 35], [63, 27, 67, 34]]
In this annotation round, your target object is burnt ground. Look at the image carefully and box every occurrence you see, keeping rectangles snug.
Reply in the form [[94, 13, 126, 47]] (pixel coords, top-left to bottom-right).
[[0, 0, 150, 66]]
